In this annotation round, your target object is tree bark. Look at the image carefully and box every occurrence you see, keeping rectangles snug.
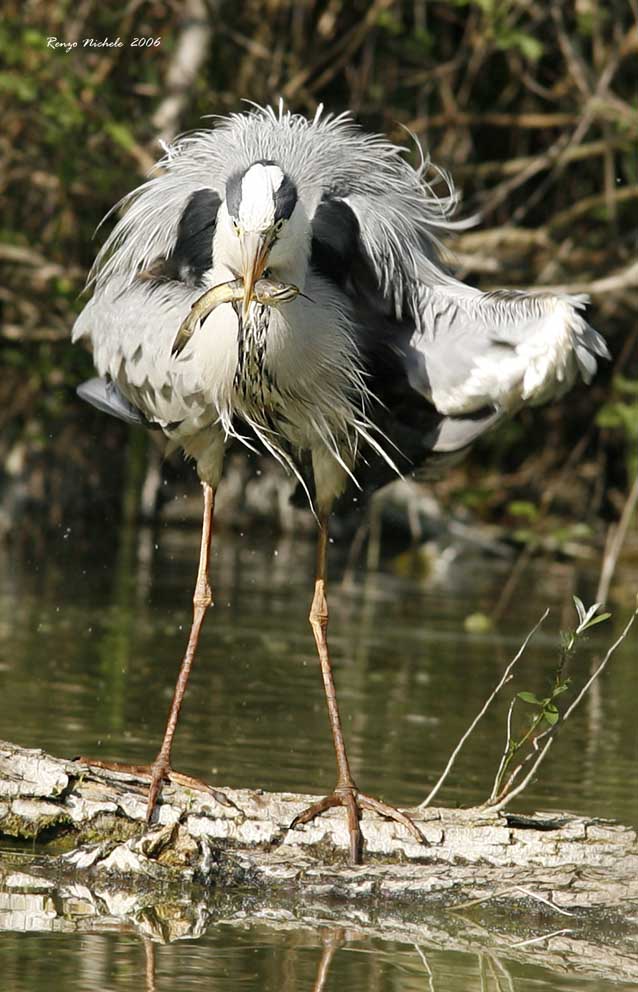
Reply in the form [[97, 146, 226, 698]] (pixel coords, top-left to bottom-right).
[[1, 739, 638, 982]]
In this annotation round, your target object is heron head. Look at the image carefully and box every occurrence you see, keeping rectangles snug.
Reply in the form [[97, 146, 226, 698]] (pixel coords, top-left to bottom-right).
[[225, 161, 298, 321]]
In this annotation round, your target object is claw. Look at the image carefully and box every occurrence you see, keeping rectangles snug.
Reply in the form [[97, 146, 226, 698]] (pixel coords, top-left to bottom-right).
[[289, 786, 425, 864], [76, 756, 235, 822]]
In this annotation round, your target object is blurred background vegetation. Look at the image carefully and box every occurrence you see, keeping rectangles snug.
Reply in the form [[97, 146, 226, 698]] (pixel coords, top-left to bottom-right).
[[1, 0, 637, 571]]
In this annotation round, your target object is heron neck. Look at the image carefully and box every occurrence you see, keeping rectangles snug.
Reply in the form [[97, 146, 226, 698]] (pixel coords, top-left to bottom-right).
[[234, 304, 272, 402], [268, 222, 311, 289], [272, 253, 309, 289]]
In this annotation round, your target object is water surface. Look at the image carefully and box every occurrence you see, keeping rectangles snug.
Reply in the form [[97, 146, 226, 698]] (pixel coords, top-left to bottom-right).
[[1, 517, 636, 990]]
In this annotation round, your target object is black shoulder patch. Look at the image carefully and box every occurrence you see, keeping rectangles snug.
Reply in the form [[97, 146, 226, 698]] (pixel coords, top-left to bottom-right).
[[310, 196, 360, 285], [168, 188, 220, 284]]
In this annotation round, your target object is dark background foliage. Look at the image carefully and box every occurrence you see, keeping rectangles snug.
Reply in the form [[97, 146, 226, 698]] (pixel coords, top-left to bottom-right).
[[1, 0, 637, 547]]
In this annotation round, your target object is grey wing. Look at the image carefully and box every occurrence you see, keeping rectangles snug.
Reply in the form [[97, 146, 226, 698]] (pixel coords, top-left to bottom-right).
[[73, 277, 212, 427], [77, 376, 151, 427], [74, 174, 224, 426], [310, 196, 499, 458], [310, 195, 609, 459], [404, 286, 610, 417]]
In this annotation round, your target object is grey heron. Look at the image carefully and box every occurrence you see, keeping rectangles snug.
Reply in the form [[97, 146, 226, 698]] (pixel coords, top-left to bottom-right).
[[73, 104, 609, 863]]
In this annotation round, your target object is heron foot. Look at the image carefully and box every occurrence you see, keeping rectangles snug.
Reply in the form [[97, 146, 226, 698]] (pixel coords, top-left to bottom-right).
[[76, 756, 234, 822], [289, 786, 425, 865]]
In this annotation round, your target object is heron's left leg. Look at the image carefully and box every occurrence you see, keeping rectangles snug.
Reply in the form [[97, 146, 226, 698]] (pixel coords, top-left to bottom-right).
[[290, 514, 424, 864]]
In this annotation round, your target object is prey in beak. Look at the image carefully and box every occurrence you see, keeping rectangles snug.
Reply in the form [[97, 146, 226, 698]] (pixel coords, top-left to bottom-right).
[[240, 231, 272, 322]]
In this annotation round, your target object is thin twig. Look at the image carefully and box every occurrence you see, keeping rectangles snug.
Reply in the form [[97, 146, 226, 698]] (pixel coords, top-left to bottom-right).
[[488, 698, 517, 803], [282, 0, 394, 100], [453, 139, 632, 180], [595, 472, 638, 605], [515, 887, 575, 917], [454, 884, 574, 916], [0, 243, 84, 279], [478, 131, 571, 219], [511, 928, 574, 948], [511, 16, 635, 226], [596, 524, 618, 607], [543, 259, 638, 297], [549, 185, 638, 232], [2, 324, 71, 342], [418, 610, 549, 810], [486, 607, 638, 812], [563, 607, 638, 721], [405, 111, 580, 130], [413, 945, 436, 992], [152, 0, 212, 144]]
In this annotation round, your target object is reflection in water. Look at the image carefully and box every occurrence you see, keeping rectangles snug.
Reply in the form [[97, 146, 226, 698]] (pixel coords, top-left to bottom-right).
[[1, 874, 635, 992], [138, 931, 347, 992], [0, 852, 636, 990], [144, 939, 156, 992], [414, 945, 437, 992], [1, 522, 637, 991], [311, 930, 344, 992]]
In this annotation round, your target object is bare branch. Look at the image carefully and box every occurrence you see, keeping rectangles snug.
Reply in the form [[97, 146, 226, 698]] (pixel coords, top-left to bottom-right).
[[596, 472, 638, 605], [453, 139, 633, 180], [152, 0, 213, 144], [511, 929, 575, 948], [538, 259, 638, 297], [488, 697, 517, 803], [486, 606, 638, 813], [549, 185, 638, 232], [418, 610, 549, 810]]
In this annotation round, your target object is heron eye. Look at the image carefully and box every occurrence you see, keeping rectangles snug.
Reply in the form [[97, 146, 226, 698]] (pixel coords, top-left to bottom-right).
[[232, 219, 240, 236], [274, 219, 285, 235]]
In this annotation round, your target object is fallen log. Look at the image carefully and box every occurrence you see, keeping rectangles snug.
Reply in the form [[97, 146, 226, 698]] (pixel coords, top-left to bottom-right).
[[2, 740, 638, 983], [1, 739, 637, 908]]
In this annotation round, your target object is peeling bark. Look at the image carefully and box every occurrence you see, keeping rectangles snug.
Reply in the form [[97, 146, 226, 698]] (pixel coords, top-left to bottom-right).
[[1, 739, 638, 981]]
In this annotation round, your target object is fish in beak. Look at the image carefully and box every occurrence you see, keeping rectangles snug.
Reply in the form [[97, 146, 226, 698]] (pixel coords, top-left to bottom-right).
[[240, 231, 271, 322]]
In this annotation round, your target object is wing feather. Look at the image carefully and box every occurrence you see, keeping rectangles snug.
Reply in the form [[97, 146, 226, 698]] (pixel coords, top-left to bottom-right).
[[73, 278, 211, 426], [403, 286, 610, 415]]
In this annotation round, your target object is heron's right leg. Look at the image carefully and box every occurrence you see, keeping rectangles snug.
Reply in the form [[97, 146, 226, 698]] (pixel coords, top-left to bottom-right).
[[144, 481, 220, 820], [79, 481, 230, 819]]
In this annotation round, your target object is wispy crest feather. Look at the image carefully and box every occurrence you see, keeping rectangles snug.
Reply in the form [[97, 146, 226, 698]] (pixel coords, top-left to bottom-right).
[[90, 102, 465, 311]]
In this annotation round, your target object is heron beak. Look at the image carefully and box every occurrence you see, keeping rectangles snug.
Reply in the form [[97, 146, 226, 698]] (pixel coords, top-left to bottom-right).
[[240, 231, 270, 322]]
